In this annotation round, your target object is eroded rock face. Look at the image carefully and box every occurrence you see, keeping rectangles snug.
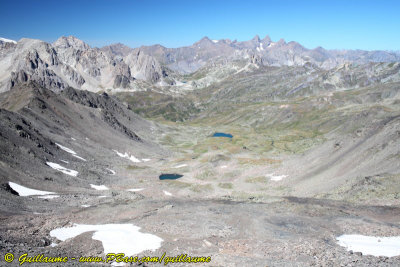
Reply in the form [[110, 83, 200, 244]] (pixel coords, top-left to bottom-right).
[[125, 49, 170, 84], [53, 36, 90, 51], [250, 54, 263, 65], [0, 36, 173, 92], [6, 40, 67, 91], [10, 68, 68, 92], [61, 65, 86, 87], [113, 74, 131, 88]]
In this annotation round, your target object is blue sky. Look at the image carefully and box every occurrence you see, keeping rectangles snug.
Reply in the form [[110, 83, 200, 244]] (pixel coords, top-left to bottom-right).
[[0, 0, 399, 50]]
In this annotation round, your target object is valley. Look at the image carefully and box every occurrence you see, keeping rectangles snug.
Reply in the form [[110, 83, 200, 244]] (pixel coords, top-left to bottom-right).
[[0, 35, 399, 266]]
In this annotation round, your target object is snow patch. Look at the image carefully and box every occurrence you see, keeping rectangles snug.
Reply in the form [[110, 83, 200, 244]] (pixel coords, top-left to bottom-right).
[[173, 164, 187, 169], [56, 143, 86, 161], [203, 239, 212, 247], [56, 143, 77, 155], [113, 150, 141, 163], [220, 165, 227, 169], [60, 160, 69, 164], [98, 196, 107, 198], [46, 162, 78, 177], [127, 188, 144, 192], [106, 168, 116, 175], [81, 205, 91, 208], [142, 158, 151, 162], [337, 234, 400, 257], [9, 182, 55, 196], [90, 184, 109, 191], [266, 173, 287, 181], [72, 154, 86, 161], [212, 40, 219, 43], [163, 190, 172, 196], [0, 37, 17, 44], [38, 195, 60, 199], [50, 224, 163, 256]]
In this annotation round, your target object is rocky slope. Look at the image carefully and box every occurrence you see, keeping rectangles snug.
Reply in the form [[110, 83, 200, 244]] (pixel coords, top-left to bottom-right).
[[0, 82, 167, 213], [0, 36, 176, 93]]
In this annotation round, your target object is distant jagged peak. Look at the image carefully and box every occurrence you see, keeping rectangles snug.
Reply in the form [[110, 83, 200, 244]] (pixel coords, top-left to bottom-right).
[[194, 36, 214, 46], [210, 38, 234, 45], [251, 35, 261, 43], [103, 42, 132, 50], [313, 46, 329, 53], [53, 35, 90, 50], [108, 42, 126, 47], [13, 38, 54, 55], [138, 43, 168, 53], [262, 35, 272, 44], [222, 38, 233, 44], [276, 38, 286, 45], [17, 37, 46, 47], [101, 42, 133, 56], [234, 35, 262, 50], [287, 41, 305, 50]]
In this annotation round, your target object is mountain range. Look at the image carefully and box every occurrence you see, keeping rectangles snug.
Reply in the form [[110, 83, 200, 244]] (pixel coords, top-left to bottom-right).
[[1, 35, 400, 93]]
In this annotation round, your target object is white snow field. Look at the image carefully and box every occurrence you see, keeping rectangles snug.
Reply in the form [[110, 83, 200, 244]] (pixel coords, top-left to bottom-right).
[[72, 154, 87, 161], [266, 173, 287, 181], [337, 234, 400, 257], [50, 224, 163, 256], [56, 143, 86, 161], [173, 164, 187, 168], [113, 150, 141, 163], [163, 190, 172, 196], [127, 188, 145, 192], [106, 168, 116, 175], [56, 143, 77, 154], [9, 182, 55, 196], [90, 184, 109, 190], [46, 162, 78, 177], [38, 195, 60, 199]]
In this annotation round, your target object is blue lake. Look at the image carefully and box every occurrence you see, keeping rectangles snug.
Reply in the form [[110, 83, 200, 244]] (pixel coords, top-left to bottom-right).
[[159, 174, 183, 180], [212, 132, 233, 138]]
